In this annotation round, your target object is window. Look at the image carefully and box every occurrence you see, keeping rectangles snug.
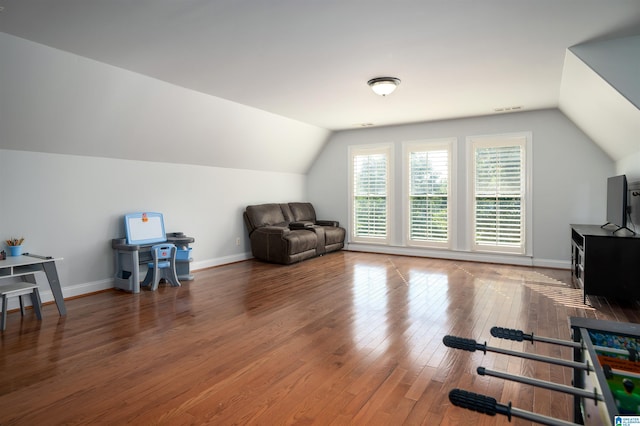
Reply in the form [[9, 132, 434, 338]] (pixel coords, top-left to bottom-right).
[[404, 139, 453, 248], [349, 144, 393, 244], [469, 134, 530, 254]]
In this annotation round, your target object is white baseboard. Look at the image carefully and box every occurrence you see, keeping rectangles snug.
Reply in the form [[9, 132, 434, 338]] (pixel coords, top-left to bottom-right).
[[532, 258, 571, 269], [191, 252, 252, 271], [40, 277, 114, 304], [346, 243, 570, 269]]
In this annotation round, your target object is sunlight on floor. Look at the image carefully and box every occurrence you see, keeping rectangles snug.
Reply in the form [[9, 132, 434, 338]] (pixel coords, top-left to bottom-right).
[[459, 262, 595, 310]]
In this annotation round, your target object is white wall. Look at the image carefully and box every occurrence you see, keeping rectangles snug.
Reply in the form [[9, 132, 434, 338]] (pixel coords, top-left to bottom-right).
[[618, 150, 640, 230], [617, 150, 640, 181], [307, 109, 614, 267], [0, 149, 306, 301]]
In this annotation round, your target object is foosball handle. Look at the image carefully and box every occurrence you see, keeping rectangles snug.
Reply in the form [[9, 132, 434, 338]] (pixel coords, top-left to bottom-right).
[[449, 388, 580, 426], [490, 325, 583, 350], [491, 326, 533, 343], [442, 335, 486, 353], [448, 389, 512, 421]]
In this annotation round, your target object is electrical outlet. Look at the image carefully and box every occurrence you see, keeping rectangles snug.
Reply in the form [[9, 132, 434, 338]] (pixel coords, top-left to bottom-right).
[[236, 237, 240, 246]]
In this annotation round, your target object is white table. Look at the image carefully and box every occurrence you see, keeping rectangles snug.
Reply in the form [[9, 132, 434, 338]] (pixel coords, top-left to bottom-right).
[[0, 254, 66, 316]]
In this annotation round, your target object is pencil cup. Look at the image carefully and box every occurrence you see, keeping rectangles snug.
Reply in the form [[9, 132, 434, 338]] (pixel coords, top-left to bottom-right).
[[8, 246, 22, 256]]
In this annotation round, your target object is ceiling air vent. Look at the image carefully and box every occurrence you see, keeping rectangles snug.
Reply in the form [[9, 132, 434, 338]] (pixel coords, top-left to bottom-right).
[[494, 106, 523, 113]]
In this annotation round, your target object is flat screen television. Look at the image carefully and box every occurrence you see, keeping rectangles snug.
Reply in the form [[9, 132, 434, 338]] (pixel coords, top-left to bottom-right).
[[604, 174, 629, 234]]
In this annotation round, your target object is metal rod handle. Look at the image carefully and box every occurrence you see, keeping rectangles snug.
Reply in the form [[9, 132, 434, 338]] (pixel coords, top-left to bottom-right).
[[443, 335, 591, 371], [477, 367, 602, 401]]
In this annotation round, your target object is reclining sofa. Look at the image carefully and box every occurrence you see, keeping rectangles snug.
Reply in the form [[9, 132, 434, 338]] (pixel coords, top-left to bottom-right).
[[243, 202, 346, 264]]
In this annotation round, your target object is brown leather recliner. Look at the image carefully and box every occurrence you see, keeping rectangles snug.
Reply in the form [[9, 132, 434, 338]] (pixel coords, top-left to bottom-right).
[[243, 202, 346, 264]]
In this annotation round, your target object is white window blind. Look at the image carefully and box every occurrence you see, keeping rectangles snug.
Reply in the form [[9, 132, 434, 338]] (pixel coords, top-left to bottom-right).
[[472, 140, 525, 253], [350, 146, 391, 242], [407, 146, 450, 246]]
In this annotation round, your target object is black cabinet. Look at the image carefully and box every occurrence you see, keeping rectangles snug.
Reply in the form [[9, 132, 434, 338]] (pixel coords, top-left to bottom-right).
[[570, 224, 640, 303]]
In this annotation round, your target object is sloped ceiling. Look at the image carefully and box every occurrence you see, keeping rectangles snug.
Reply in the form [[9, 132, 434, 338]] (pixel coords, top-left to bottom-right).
[[559, 36, 640, 162], [0, 32, 331, 174]]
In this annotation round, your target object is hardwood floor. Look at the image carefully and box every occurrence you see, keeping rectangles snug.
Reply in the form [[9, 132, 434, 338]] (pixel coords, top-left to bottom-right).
[[1, 251, 638, 425]]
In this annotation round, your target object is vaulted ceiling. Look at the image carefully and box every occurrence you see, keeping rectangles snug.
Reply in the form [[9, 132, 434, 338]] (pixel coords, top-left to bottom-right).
[[1, 1, 639, 161]]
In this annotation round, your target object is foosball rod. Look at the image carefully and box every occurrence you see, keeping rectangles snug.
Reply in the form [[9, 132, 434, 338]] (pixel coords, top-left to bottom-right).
[[476, 367, 603, 402], [449, 388, 579, 426], [443, 335, 592, 371], [491, 326, 583, 349]]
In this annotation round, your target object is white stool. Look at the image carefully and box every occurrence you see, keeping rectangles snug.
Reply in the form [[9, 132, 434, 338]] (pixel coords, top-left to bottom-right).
[[1, 282, 43, 331]]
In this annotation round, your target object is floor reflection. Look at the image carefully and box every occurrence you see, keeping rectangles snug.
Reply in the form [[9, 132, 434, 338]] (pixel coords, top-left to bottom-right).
[[406, 267, 449, 361], [407, 267, 449, 323], [351, 263, 390, 355], [351, 259, 452, 365]]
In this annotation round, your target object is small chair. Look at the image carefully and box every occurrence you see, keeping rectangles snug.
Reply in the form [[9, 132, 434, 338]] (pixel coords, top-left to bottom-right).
[[1, 282, 43, 331], [141, 243, 181, 291]]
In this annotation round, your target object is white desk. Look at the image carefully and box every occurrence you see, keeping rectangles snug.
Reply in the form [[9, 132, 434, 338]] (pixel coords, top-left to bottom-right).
[[0, 254, 66, 316]]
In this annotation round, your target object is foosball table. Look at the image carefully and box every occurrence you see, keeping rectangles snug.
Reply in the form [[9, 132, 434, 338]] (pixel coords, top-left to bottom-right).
[[444, 317, 640, 425]]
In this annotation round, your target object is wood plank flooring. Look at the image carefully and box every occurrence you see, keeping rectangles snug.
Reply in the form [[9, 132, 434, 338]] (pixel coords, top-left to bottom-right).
[[1, 251, 638, 425]]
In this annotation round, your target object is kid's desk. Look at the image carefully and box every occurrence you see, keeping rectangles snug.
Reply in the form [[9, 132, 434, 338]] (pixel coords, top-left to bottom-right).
[[0, 254, 66, 316], [111, 212, 194, 293]]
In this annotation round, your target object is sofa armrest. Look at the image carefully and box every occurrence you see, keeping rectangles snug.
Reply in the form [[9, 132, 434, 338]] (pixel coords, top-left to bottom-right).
[[289, 221, 314, 230], [252, 226, 290, 236], [249, 226, 296, 264], [316, 220, 340, 227]]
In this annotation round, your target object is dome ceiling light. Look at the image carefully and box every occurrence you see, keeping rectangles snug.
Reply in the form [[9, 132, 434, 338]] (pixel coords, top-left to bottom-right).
[[367, 77, 401, 96]]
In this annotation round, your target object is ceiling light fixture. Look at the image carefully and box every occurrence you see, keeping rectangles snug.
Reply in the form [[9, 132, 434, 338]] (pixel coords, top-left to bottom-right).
[[367, 77, 400, 96]]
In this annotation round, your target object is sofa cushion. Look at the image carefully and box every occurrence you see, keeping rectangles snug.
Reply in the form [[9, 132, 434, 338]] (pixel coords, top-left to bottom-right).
[[280, 203, 295, 223], [245, 204, 286, 232], [289, 202, 317, 222]]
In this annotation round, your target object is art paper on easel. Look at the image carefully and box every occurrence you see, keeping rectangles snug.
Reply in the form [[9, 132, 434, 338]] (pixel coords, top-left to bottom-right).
[[125, 212, 166, 244]]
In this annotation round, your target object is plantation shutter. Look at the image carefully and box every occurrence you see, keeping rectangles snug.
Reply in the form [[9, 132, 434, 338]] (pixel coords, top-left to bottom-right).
[[409, 148, 449, 244], [353, 152, 388, 239], [473, 143, 524, 251]]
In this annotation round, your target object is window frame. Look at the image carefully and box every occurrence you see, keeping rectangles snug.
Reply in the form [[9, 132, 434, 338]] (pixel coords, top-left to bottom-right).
[[467, 132, 532, 255], [348, 143, 394, 245], [402, 138, 455, 249]]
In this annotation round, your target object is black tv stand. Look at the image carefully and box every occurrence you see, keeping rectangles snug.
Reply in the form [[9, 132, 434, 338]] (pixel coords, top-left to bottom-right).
[[571, 224, 640, 303]]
